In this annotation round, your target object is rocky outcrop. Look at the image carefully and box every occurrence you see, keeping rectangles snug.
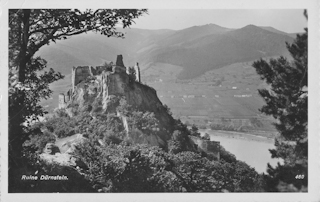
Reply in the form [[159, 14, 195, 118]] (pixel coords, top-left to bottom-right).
[[40, 134, 86, 166], [55, 133, 86, 153], [40, 152, 77, 166], [59, 56, 175, 148], [57, 55, 219, 155], [69, 64, 171, 118]]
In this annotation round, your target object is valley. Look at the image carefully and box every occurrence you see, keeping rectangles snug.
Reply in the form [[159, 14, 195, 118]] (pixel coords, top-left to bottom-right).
[[41, 60, 277, 138], [38, 24, 295, 137], [142, 61, 277, 134]]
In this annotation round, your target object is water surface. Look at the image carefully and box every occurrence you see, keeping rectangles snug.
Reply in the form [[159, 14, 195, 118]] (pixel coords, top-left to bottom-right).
[[200, 129, 282, 173]]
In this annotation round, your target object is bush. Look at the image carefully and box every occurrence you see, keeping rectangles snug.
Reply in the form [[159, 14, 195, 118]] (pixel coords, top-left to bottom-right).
[[20, 96, 266, 192], [42, 116, 77, 138], [73, 134, 265, 192], [23, 129, 56, 153]]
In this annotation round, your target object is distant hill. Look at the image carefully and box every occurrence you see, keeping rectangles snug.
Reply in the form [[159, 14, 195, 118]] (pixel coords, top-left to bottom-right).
[[38, 23, 297, 130], [259, 26, 301, 38], [156, 24, 233, 46], [38, 24, 294, 79], [142, 24, 294, 79]]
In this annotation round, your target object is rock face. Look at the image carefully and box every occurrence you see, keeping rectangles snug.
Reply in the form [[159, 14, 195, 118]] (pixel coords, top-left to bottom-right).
[[55, 133, 86, 153], [69, 61, 172, 122], [59, 55, 174, 148], [57, 55, 220, 155], [40, 134, 86, 166], [43, 143, 60, 154]]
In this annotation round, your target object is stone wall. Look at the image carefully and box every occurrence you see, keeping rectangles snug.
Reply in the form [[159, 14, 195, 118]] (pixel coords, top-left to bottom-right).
[[71, 56, 131, 91], [61, 55, 142, 110], [59, 89, 72, 109], [71, 66, 92, 91], [91, 63, 113, 76]]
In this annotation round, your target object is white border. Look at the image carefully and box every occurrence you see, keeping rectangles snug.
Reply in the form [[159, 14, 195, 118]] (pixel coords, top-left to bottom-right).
[[1, 0, 319, 201]]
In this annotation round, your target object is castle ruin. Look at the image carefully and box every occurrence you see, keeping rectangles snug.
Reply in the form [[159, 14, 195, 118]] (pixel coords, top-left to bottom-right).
[[59, 55, 141, 109]]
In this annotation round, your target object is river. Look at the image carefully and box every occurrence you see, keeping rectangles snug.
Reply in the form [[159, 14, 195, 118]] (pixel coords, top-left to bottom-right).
[[199, 129, 282, 173]]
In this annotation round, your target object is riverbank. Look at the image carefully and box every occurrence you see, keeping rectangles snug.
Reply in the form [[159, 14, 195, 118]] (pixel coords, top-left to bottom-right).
[[199, 129, 275, 144], [199, 129, 280, 173]]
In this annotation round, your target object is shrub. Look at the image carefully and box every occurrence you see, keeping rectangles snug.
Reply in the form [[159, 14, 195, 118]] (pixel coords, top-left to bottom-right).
[[23, 129, 56, 153]]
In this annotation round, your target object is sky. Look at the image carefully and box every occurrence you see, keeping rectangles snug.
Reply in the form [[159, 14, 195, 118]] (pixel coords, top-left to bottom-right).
[[130, 9, 307, 33]]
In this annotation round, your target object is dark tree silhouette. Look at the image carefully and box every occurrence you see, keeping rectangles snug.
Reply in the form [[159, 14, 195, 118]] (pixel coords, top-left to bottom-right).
[[252, 11, 308, 192], [8, 8, 147, 169]]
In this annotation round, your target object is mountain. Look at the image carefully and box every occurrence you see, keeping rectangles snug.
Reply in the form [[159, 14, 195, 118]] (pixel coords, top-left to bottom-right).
[[259, 26, 301, 38], [38, 23, 294, 122], [38, 24, 293, 79], [155, 24, 232, 47], [259, 26, 293, 36], [37, 28, 175, 76], [142, 24, 294, 79]]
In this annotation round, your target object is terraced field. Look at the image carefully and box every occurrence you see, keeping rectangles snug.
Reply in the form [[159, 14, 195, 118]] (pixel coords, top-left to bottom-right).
[[143, 61, 276, 132]]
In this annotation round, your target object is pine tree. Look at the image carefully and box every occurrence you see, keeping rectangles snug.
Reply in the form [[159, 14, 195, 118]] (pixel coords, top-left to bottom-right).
[[252, 11, 307, 192]]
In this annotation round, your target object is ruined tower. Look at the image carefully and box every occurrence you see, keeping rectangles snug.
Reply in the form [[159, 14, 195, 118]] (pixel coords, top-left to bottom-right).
[[116, 55, 125, 67], [134, 62, 141, 83]]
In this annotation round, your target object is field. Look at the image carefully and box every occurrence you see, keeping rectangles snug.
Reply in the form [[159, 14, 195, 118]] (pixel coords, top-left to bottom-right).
[[141, 62, 276, 132]]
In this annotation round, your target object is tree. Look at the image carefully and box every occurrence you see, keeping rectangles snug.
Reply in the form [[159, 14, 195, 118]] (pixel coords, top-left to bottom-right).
[[252, 11, 307, 191], [8, 9, 148, 167]]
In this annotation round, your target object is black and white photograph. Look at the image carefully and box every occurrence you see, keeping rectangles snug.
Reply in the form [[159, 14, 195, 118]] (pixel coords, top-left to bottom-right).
[[1, 0, 319, 201]]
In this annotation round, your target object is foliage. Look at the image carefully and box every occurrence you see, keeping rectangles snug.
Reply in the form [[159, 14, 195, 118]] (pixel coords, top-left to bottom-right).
[[252, 12, 308, 192], [168, 130, 192, 154], [38, 111, 126, 143], [20, 97, 265, 192], [8, 8, 148, 164], [117, 98, 164, 136], [42, 113, 78, 138], [127, 111, 160, 135], [190, 124, 201, 137], [9, 56, 64, 159], [74, 142, 176, 192], [74, 136, 264, 192], [23, 129, 56, 153], [219, 145, 237, 163], [249, 117, 264, 128]]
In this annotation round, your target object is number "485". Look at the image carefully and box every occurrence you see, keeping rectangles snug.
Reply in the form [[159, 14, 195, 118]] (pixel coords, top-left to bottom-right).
[[295, 175, 305, 179]]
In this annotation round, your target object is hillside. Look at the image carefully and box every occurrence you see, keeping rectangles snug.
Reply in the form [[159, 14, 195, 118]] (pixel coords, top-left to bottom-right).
[[156, 23, 232, 46], [38, 24, 293, 133], [259, 26, 301, 38], [37, 24, 293, 78], [145, 25, 293, 79], [21, 59, 265, 192]]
